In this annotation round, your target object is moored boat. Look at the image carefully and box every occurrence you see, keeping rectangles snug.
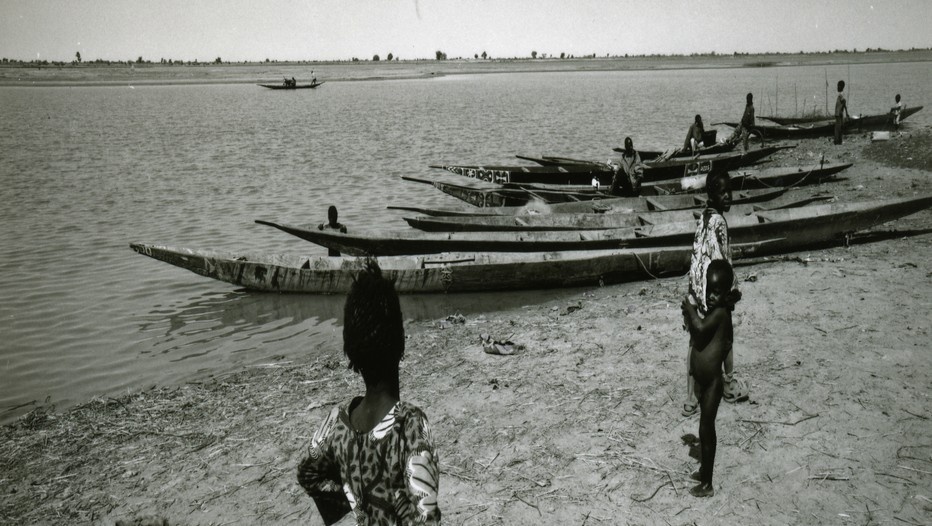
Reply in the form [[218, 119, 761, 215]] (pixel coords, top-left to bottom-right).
[[387, 187, 790, 217], [256, 195, 932, 256], [128, 241, 771, 294], [401, 194, 835, 232]]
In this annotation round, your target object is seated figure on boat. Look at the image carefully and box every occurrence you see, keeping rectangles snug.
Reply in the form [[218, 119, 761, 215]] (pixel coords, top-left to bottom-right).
[[610, 136, 645, 197], [684, 115, 706, 154]]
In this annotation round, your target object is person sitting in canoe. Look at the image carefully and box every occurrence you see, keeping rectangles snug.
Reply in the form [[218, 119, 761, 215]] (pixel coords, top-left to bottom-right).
[[684, 115, 706, 155], [318, 205, 348, 257], [610, 136, 645, 197]]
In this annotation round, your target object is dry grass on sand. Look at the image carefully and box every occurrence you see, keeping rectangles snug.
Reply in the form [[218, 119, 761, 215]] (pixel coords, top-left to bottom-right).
[[2, 129, 931, 525]]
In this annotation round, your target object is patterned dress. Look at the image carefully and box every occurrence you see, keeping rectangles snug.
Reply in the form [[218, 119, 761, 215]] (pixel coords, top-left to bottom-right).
[[298, 399, 441, 526], [688, 208, 731, 314]]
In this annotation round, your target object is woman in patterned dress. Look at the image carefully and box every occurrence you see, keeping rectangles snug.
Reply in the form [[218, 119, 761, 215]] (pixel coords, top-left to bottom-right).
[[298, 260, 441, 525]]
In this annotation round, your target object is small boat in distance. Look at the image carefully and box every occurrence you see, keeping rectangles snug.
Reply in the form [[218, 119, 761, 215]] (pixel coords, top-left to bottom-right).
[[258, 80, 325, 90]]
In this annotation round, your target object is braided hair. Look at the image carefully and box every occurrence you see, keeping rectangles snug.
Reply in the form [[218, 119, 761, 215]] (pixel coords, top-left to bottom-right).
[[342, 259, 405, 382]]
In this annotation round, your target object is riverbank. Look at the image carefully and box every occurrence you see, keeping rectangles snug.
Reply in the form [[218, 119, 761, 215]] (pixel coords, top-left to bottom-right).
[[2, 49, 931, 87], [2, 128, 931, 525]]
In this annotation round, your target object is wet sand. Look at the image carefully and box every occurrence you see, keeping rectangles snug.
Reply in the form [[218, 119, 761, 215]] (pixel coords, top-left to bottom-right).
[[1, 79, 931, 523]]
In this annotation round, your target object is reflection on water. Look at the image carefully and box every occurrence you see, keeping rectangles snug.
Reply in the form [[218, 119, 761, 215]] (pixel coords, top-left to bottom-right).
[[0, 61, 929, 424]]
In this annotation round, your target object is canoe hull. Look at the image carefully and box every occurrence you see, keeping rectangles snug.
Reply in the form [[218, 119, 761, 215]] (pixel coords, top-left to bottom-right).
[[258, 195, 932, 256], [258, 81, 325, 90], [130, 243, 768, 294]]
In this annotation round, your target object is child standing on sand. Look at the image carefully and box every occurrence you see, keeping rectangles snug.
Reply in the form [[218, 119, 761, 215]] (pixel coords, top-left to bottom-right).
[[682, 259, 741, 497], [683, 172, 748, 417], [297, 260, 441, 525]]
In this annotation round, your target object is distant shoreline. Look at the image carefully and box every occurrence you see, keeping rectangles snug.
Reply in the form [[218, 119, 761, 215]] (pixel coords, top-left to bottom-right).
[[1, 50, 930, 87]]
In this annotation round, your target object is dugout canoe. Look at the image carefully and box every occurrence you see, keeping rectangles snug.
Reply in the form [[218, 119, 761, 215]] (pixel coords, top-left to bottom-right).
[[402, 162, 848, 207], [490, 146, 793, 185], [401, 194, 834, 232], [256, 195, 932, 256], [430, 163, 613, 186], [388, 188, 790, 217], [759, 106, 922, 127], [128, 241, 771, 294], [258, 81, 325, 90]]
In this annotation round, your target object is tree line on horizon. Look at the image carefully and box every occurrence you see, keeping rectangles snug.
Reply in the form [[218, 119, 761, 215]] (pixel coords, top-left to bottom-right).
[[2, 46, 930, 67]]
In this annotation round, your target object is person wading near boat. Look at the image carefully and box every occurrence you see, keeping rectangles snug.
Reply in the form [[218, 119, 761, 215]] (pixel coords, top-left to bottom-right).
[[684, 115, 706, 155], [834, 80, 850, 145], [318, 205, 348, 257], [610, 136, 645, 196], [682, 171, 748, 417], [297, 260, 442, 525]]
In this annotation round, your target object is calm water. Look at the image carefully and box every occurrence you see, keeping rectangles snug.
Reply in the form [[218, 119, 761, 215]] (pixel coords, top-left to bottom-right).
[[1, 62, 929, 424]]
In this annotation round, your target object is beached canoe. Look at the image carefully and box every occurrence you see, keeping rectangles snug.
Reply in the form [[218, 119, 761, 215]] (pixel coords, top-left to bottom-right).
[[502, 146, 795, 186], [429, 163, 613, 186], [718, 106, 923, 140], [256, 195, 932, 256], [759, 106, 922, 127], [388, 188, 790, 217], [404, 162, 849, 207], [258, 81, 325, 90], [402, 194, 834, 232], [128, 241, 773, 294]]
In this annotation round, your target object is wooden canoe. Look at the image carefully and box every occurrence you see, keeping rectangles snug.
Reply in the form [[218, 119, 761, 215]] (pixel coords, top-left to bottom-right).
[[759, 106, 922, 127], [402, 162, 849, 207], [387, 188, 790, 217], [256, 195, 932, 256], [402, 194, 835, 232], [718, 107, 922, 140], [128, 241, 773, 294], [258, 81, 325, 90]]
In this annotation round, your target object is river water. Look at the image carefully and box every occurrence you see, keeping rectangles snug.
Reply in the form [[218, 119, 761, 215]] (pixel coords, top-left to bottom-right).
[[1, 61, 929, 424]]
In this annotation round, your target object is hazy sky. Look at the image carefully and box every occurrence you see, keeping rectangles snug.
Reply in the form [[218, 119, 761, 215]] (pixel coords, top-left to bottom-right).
[[2, 0, 931, 62]]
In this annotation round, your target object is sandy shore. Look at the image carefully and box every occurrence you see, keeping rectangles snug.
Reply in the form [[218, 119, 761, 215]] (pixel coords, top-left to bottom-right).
[[2, 128, 931, 525]]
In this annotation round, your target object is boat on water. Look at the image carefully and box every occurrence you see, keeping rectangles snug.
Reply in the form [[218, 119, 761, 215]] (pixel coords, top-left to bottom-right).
[[441, 146, 791, 185], [405, 162, 850, 206], [256, 195, 932, 256], [128, 241, 770, 294], [388, 187, 790, 217], [717, 106, 922, 140], [402, 194, 834, 232], [258, 81, 325, 90]]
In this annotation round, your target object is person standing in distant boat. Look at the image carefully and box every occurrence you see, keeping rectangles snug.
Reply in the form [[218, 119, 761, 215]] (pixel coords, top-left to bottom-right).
[[611, 136, 645, 196], [738, 93, 755, 151], [891, 94, 904, 130], [684, 115, 705, 155], [834, 80, 850, 145], [318, 205, 348, 257]]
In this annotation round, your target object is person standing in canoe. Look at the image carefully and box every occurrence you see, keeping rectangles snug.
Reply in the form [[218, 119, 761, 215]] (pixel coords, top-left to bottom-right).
[[834, 80, 850, 145], [684, 115, 705, 155], [297, 260, 442, 525], [318, 206, 348, 257], [682, 172, 748, 417], [610, 136, 645, 196]]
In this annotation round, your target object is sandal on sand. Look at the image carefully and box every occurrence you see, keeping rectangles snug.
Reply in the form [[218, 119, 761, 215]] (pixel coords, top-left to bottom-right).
[[682, 402, 698, 417], [724, 377, 750, 403]]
